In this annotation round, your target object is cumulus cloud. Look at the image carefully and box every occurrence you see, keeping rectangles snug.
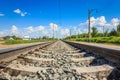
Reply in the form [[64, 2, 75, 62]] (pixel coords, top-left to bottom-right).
[[77, 29, 82, 34], [14, 9, 21, 13], [36, 26, 45, 31], [97, 16, 106, 26], [61, 29, 70, 36], [25, 26, 48, 38], [43, 30, 48, 35], [79, 16, 120, 33], [1, 17, 120, 38], [13, 9, 27, 16], [111, 18, 120, 27], [27, 25, 45, 32], [0, 31, 4, 37], [11, 25, 18, 34], [0, 32, 4, 35], [50, 23, 58, 31], [27, 26, 34, 32], [89, 17, 96, 27], [89, 16, 106, 27], [80, 16, 107, 28], [0, 13, 5, 16], [25, 23, 60, 36]]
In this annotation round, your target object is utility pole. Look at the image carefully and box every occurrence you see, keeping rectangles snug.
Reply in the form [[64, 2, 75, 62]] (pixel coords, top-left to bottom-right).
[[103, 26, 104, 37], [53, 24, 54, 38], [88, 9, 98, 42], [88, 9, 91, 42], [76, 32, 77, 40], [69, 29, 71, 40], [78, 30, 79, 39], [76, 30, 79, 40]]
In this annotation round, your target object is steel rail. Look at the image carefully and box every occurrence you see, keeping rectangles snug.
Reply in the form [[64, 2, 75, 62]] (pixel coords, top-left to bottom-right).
[[64, 41, 120, 67], [0, 41, 55, 63]]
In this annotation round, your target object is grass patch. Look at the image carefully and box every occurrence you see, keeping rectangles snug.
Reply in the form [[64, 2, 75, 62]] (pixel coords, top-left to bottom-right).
[[5, 40, 50, 44], [68, 37, 120, 44]]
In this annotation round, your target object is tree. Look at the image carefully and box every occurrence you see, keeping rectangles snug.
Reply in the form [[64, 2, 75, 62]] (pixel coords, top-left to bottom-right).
[[3, 36, 11, 40], [109, 29, 117, 36], [117, 24, 120, 32], [12, 35, 22, 40], [117, 24, 120, 36], [97, 33, 103, 37], [42, 36, 49, 40], [104, 30, 109, 37], [92, 27, 98, 37]]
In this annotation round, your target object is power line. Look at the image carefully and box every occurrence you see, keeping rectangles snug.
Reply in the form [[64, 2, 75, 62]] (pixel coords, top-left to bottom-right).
[[53, 24, 54, 38]]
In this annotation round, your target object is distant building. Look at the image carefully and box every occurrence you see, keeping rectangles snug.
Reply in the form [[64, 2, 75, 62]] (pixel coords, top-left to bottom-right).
[[23, 36, 31, 40]]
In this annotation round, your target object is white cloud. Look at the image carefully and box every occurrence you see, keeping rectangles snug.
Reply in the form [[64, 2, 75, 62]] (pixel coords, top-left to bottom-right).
[[26, 25, 45, 33], [89, 16, 106, 27], [43, 30, 48, 35], [90, 17, 96, 27], [96, 16, 106, 26], [27, 26, 34, 32], [21, 12, 27, 16], [36, 26, 45, 31], [104, 23, 112, 27], [14, 9, 21, 13], [77, 29, 82, 34], [0, 13, 5, 16], [83, 28, 88, 33], [50, 23, 58, 31], [61, 29, 70, 36], [0, 32, 4, 35], [0, 31, 4, 37], [79, 16, 120, 33], [82, 16, 107, 28], [1, 17, 120, 38], [111, 18, 120, 27], [11, 25, 18, 34], [13, 9, 27, 16]]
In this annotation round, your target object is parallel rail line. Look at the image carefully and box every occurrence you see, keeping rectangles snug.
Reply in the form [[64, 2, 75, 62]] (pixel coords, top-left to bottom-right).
[[0, 41, 55, 63], [64, 41, 120, 67], [0, 40, 119, 80]]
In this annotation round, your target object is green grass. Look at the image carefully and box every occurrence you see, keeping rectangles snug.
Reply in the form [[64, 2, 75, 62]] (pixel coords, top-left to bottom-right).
[[4, 40, 50, 44], [68, 37, 120, 44]]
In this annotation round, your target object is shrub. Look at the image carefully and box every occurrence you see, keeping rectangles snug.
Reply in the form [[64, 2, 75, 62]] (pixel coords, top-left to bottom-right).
[[74, 37, 120, 44]]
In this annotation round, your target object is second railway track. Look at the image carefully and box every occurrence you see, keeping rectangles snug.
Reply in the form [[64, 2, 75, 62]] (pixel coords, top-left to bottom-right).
[[0, 40, 120, 80]]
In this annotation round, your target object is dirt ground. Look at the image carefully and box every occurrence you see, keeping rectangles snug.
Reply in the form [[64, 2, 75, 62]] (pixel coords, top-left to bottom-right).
[[0, 41, 120, 50], [0, 41, 44, 50], [73, 41, 120, 50]]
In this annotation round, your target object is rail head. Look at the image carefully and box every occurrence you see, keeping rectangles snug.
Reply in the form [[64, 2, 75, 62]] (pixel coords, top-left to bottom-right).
[[64, 41, 120, 67], [0, 41, 55, 62], [0, 43, 45, 54]]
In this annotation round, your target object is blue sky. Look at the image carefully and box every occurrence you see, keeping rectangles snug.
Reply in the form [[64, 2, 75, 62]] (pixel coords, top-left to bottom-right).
[[0, 0, 120, 38]]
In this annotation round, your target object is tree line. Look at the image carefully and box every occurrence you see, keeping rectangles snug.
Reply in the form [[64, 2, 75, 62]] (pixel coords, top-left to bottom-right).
[[65, 24, 120, 39], [2, 35, 57, 40]]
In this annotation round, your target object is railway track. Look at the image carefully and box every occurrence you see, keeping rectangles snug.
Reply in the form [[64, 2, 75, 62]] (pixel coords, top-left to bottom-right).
[[0, 40, 120, 80]]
